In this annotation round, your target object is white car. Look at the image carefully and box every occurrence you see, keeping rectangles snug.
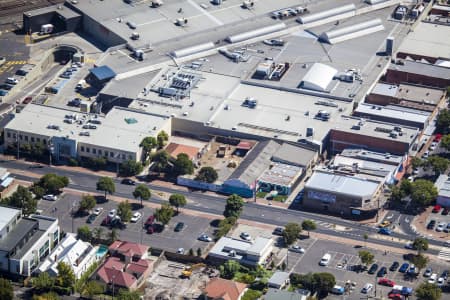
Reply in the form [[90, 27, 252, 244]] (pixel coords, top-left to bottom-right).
[[437, 277, 445, 287], [413, 168, 419, 175], [5, 77, 18, 85], [240, 232, 251, 241], [198, 234, 213, 242], [407, 176, 414, 182], [177, 248, 185, 254], [444, 240, 450, 247], [130, 212, 142, 222], [289, 245, 305, 253], [436, 222, 446, 232], [422, 151, 429, 159], [108, 209, 117, 218], [428, 273, 437, 284], [361, 283, 373, 294], [43, 194, 57, 201], [93, 207, 103, 216]]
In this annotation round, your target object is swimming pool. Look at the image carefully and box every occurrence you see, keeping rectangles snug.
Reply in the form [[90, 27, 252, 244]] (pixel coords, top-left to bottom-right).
[[96, 245, 108, 258]]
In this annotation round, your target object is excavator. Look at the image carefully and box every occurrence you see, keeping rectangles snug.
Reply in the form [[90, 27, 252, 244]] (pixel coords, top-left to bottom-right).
[[181, 263, 206, 278]]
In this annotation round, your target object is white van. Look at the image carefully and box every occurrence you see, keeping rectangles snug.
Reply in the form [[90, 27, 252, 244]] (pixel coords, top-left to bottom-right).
[[319, 253, 331, 266]]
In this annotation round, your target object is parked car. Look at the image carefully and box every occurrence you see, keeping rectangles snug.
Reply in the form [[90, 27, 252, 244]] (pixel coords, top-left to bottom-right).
[[436, 222, 446, 232], [130, 212, 142, 222], [198, 234, 212, 242], [68, 98, 82, 107], [289, 245, 305, 253], [361, 283, 373, 294], [174, 222, 185, 232], [427, 220, 436, 230], [443, 208, 449, 215], [444, 223, 450, 233], [177, 247, 185, 254], [407, 264, 417, 276], [0, 84, 13, 90], [399, 263, 409, 273], [87, 214, 96, 224], [240, 232, 251, 241], [422, 151, 429, 159], [93, 207, 103, 215], [378, 228, 392, 235], [108, 209, 117, 218], [144, 215, 155, 228], [441, 270, 449, 280], [368, 263, 379, 274], [379, 220, 391, 228], [5, 77, 18, 85], [377, 267, 387, 277], [388, 293, 402, 300], [424, 268, 432, 277], [0, 90, 8, 96], [437, 277, 445, 287], [389, 261, 399, 272], [121, 178, 136, 185], [378, 278, 395, 287], [432, 205, 442, 213], [23, 96, 32, 104], [428, 273, 437, 284], [273, 227, 284, 235], [43, 194, 57, 201]]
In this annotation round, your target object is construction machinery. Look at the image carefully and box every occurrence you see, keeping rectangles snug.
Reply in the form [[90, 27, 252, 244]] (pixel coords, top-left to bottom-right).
[[181, 263, 206, 278]]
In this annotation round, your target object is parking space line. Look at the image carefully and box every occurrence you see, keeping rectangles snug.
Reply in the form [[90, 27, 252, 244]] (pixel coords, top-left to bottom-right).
[[290, 238, 317, 272]]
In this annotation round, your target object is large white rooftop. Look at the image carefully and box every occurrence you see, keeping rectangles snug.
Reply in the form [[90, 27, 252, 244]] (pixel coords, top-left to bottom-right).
[[0, 206, 20, 233]]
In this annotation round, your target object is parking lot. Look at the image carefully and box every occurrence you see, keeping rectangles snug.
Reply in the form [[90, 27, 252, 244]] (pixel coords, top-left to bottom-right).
[[0, 31, 29, 85], [37, 192, 215, 254], [289, 239, 450, 299]]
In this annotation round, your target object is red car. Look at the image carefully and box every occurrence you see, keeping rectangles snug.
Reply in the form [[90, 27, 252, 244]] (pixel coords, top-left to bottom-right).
[[388, 293, 403, 300], [435, 134, 442, 142], [101, 216, 111, 226], [22, 96, 32, 104], [144, 215, 155, 228], [146, 224, 155, 234], [378, 278, 395, 287], [432, 205, 442, 213]]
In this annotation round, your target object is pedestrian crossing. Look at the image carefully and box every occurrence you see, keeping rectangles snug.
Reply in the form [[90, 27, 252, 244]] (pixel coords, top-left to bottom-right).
[[85, 58, 96, 64], [438, 248, 450, 261], [316, 221, 334, 228], [5, 60, 27, 65]]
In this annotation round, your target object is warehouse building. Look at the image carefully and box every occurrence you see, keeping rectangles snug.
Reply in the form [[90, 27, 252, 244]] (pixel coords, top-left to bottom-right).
[[385, 61, 450, 88], [303, 170, 383, 217], [23, 4, 81, 34]]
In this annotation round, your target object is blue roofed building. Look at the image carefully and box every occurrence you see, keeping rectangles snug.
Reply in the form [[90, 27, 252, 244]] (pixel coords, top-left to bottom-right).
[[88, 65, 116, 87]]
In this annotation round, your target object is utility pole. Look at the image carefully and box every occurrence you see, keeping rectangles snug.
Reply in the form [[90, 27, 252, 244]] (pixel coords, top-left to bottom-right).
[[140, 212, 144, 244], [16, 130, 19, 160]]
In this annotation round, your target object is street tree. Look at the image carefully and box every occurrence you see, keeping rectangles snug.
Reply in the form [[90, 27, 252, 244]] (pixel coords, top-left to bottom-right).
[[119, 160, 143, 177], [133, 184, 151, 208], [0, 278, 13, 300], [108, 228, 119, 244], [410, 179, 438, 207], [425, 156, 449, 176], [92, 227, 104, 243], [441, 134, 450, 151], [157, 130, 169, 148], [415, 282, 442, 300], [56, 261, 76, 289], [358, 250, 375, 267], [117, 200, 132, 223], [283, 222, 301, 246], [140, 136, 157, 156], [78, 194, 96, 214], [219, 260, 242, 279], [154, 204, 174, 226], [400, 179, 413, 195], [173, 153, 194, 176], [81, 281, 104, 299], [413, 237, 429, 255], [32, 272, 55, 294], [363, 233, 369, 247], [36, 173, 69, 194], [224, 194, 244, 218], [410, 156, 423, 170], [6, 185, 37, 215], [96, 177, 115, 200], [436, 109, 450, 134], [411, 254, 429, 275], [117, 289, 141, 300], [195, 166, 218, 183], [152, 150, 170, 173], [390, 185, 405, 203], [313, 273, 336, 298], [301, 220, 317, 238], [169, 193, 187, 213], [214, 217, 236, 240], [77, 225, 92, 242]]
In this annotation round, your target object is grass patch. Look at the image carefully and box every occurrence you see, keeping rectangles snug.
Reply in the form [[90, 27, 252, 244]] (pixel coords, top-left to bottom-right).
[[241, 289, 262, 300], [256, 191, 267, 198], [273, 195, 287, 202]]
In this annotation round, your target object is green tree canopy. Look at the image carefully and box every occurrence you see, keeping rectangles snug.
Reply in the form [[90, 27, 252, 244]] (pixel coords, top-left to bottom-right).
[[410, 156, 423, 169], [119, 160, 143, 177], [36, 173, 69, 194], [390, 185, 405, 203], [81, 281, 104, 299], [195, 166, 218, 183], [32, 272, 55, 294], [358, 250, 375, 266], [283, 222, 301, 246], [441, 134, 450, 151], [436, 109, 450, 134], [224, 194, 244, 218], [77, 225, 92, 242], [32, 292, 60, 300], [425, 156, 449, 175], [133, 184, 151, 208], [117, 289, 141, 300], [214, 217, 236, 240], [289, 272, 335, 297], [301, 219, 317, 237], [6, 185, 36, 215], [413, 237, 429, 255], [96, 177, 115, 200], [109, 228, 119, 244], [117, 200, 132, 223], [56, 261, 76, 289], [169, 193, 187, 213], [415, 282, 442, 300], [79, 194, 96, 213], [157, 130, 169, 148], [219, 260, 242, 279], [173, 153, 194, 176], [241, 289, 262, 300], [154, 204, 174, 226], [140, 136, 158, 155], [0, 278, 13, 300], [152, 150, 170, 173], [411, 254, 429, 274], [410, 179, 438, 207]]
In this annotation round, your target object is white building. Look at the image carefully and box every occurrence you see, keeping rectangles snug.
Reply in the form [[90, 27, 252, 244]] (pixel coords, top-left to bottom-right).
[[208, 236, 273, 267], [0, 206, 59, 277], [38, 233, 98, 279]]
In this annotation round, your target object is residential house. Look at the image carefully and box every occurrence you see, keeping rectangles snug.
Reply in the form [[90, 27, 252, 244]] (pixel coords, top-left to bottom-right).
[[264, 288, 311, 300], [267, 271, 290, 289], [202, 277, 247, 300]]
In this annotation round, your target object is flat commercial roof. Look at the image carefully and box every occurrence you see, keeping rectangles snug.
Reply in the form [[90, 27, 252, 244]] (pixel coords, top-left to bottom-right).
[[333, 155, 397, 178], [397, 22, 450, 60], [0, 218, 37, 252], [354, 103, 430, 126], [388, 60, 450, 80], [24, 4, 80, 19], [0, 206, 20, 234], [436, 174, 450, 199], [258, 163, 302, 187], [371, 83, 398, 97], [5, 104, 169, 153], [396, 84, 444, 105], [305, 170, 380, 199], [340, 148, 404, 165], [90, 66, 116, 81], [272, 143, 317, 167]]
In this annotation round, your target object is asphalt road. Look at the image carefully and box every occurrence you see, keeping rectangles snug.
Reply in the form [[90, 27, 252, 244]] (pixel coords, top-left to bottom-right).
[[1, 159, 444, 255]]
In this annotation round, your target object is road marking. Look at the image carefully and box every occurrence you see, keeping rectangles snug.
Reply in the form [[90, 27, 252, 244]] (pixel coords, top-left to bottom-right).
[[438, 248, 450, 261], [186, 0, 224, 26], [117, 50, 137, 62]]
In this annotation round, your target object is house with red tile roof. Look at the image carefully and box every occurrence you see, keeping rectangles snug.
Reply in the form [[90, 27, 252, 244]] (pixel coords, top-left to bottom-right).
[[202, 278, 247, 300], [95, 241, 153, 291]]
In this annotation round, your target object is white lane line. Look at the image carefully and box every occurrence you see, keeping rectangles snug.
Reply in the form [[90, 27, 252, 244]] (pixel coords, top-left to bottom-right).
[[186, 0, 223, 26]]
